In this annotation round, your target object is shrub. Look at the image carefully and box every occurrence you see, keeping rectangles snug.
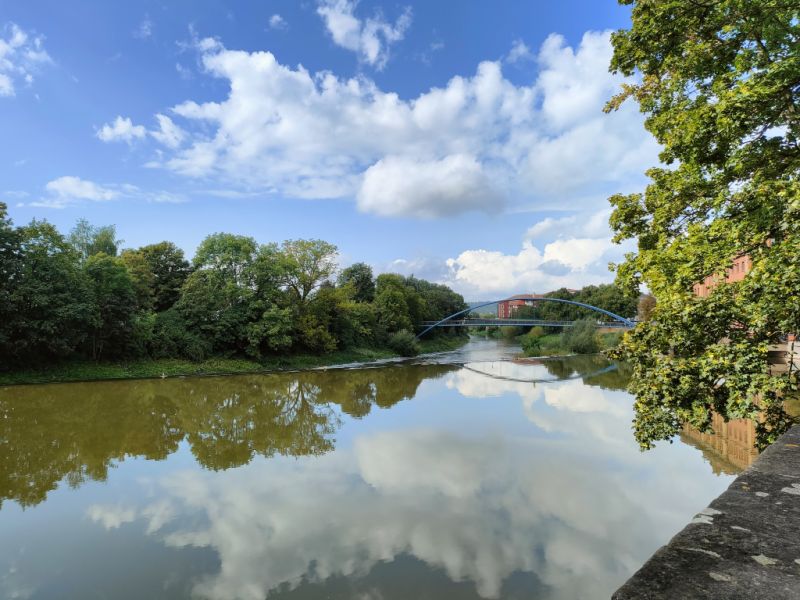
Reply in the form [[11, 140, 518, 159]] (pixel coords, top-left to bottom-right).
[[560, 318, 599, 354], [388, 330, 420, 356], [150, 309, 211, 361]]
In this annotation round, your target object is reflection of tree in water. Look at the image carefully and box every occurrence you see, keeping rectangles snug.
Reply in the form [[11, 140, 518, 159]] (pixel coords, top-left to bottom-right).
[[539, 355, 631, 391], [0, 364, 456, 508]]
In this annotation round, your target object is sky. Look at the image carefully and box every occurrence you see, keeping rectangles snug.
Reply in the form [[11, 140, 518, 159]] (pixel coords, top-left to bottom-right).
[[0, 0, 659, 300]]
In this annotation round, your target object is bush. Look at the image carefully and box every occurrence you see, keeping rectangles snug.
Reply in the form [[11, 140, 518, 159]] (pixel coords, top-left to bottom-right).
[[388, 330, 421, 356], [560, 318, 599, 354], [150, 309, 211, 361]]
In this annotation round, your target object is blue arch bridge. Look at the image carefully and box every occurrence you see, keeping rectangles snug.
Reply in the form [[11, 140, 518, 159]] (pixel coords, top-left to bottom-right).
[[416, 296, 636, 339]]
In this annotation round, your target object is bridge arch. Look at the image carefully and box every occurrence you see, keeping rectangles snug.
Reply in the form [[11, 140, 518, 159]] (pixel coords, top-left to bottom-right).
[[416, 296, 635, 338]]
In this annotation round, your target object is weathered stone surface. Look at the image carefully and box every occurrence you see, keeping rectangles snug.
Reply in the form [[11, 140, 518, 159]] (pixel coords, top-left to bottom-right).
[[613, 425, 800, 599]]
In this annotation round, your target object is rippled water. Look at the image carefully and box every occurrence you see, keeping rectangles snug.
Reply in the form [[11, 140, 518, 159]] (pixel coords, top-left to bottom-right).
[[0, 339, 740, 599]]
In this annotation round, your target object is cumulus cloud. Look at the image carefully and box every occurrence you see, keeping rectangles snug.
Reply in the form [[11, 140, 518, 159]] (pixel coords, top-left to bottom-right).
[[379, 206, 624, 298], [439, 207, 629, 297], [113, 30, 657, 219], [506, 39, 533, 64], [268, 14, 287, 30], [316, 0, 411, 69], [96, 115, 147, 143], [357, 154, 503, 218], [0, 22, 51, 97], [149, 113, 185, 148]]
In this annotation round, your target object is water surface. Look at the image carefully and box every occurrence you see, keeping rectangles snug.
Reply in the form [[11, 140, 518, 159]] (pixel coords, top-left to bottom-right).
[[0, 339, 743, 599]]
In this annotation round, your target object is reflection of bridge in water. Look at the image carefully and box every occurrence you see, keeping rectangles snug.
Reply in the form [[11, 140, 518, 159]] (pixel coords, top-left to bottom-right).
[[460, 362, 618, 385]]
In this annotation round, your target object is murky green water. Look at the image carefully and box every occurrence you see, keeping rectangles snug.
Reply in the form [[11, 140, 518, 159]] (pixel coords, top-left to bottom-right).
[[0, 339, 738, 599]]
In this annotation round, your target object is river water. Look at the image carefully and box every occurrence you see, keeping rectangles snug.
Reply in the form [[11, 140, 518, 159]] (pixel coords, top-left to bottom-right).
[[0, 338, 743, 599]]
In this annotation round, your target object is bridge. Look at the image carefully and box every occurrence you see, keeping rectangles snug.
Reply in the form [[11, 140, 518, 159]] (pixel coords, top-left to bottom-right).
[[417, 296, 636, 338], [421, 318, 632, 329]]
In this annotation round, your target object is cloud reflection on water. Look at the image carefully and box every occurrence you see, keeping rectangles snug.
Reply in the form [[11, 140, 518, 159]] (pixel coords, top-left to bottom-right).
[[78, 360, 733, 600]]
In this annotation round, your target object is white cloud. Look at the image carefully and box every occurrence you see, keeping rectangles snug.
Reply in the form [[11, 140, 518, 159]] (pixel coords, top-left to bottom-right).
[[316, 0, 411, 69], [175, 62, 192, 80], [124, 375, 726, 600], [86, 504, 137, 529], [149, 113, 185, 148], [122, 30, 657, 219], [506, 39, 533, 64], [357, 154, 503, 218], [441, 207, 631, 297], [134, 16, 153, 39], [26, 176, 184, 209], [0, 22, 51, 97], [96, 115, 147, 143], [268, 14, 287, 30], [43, 176, 118, 205]]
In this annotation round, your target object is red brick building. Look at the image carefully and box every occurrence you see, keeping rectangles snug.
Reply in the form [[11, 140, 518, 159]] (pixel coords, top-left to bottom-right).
[[692, 254, 795, 344], [497, 294, 544, 318], [693, 254, 753, 297]]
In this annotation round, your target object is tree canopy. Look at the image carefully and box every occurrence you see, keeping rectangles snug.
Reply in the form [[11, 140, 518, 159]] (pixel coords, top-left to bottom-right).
[[606, 0, 800, 448], [0, 215, 466, 368]]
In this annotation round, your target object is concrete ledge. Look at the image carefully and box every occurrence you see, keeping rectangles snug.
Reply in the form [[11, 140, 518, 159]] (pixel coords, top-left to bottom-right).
[[613, 425, 800, 599]]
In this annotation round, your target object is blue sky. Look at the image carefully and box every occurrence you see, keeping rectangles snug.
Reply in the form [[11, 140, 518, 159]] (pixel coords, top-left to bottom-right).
[[0, 0, 658, 299]]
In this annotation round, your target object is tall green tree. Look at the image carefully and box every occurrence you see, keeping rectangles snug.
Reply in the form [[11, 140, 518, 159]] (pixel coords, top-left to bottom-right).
[[193, 233, 258, 286], [84, 253, 138, 360], [338, 262, 376, 302], [120, 249, 155, 311], [3, 221, 93, 365], [606, 0, 800, 448], [280, 239, 338, 303], [0, 204, 21, 356], [139, 241, 192, 311], [68, 219, 122, 260]]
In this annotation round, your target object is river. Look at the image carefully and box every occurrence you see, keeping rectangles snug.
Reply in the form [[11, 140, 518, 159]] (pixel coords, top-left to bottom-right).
[[0, 338, 746, 599]]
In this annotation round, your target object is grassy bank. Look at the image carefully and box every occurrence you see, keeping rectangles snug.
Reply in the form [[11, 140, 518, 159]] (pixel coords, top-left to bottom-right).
[[0, 336, 468, 386]]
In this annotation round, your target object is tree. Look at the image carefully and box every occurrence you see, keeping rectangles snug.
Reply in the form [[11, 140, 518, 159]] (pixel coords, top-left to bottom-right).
[[338, 262, 376, 302], [606, 0, 800, 449], [0, 203, 21, 355], [84, 253, 138, 360], [68, 219, 122, 261], [139, 242, 192, 311], [560, 319, 600, 355], [120, 249, 155, 311], [193, 233, 257, 286], [374, 284, 413, 334], [176, 269, 252, 356], [3, 221, 93, 365], [280, 239, 338, 303]]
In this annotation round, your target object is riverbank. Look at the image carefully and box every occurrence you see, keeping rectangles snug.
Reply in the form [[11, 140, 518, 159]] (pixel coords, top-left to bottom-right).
[[471, 327, 624, 357], [521, 330, 624, 357], [0, 336, 468, 386]]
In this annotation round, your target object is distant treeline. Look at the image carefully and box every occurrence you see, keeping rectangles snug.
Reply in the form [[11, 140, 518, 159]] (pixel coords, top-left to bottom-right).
[[0, 203, 467, 368]]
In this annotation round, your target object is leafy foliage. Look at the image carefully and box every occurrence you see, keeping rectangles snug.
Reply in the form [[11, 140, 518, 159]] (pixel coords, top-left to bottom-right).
[[561, 319, 601, 355], [0, 215, 466, 369], [388, 330, 421, 356], [607, 0, 800, 449], [338, 262, 376, 302]]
